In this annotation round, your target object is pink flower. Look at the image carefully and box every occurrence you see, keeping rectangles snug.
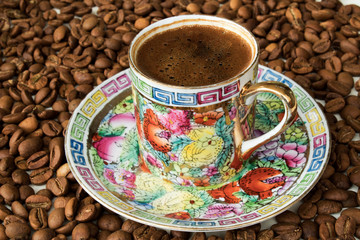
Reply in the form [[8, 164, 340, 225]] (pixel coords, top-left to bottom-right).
[[277, 176, 295, 195], [121, 189, 135, 200], [276, 143, 307, 168], [229, 107, 237, 120], [104, 169, 117, 184], [146, 154, 163, 169], [114, 169, 136, 189], [202, 204, 243, 219], [159, 110, 191, 135], [175, 177, 192, 186], [168, 152, 179, 162], [203, 166, 218, 177]]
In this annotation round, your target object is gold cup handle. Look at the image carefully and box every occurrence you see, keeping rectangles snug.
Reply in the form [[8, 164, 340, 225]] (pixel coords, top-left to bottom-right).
[[238, 81, 298, 160]]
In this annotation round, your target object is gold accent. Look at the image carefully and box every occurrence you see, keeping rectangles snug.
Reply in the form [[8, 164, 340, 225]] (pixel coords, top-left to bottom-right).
[[237, 81, 298, 159]]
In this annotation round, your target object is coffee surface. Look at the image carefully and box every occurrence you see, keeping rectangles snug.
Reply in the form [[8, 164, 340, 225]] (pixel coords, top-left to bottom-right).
[[135, 25, 253, 86]]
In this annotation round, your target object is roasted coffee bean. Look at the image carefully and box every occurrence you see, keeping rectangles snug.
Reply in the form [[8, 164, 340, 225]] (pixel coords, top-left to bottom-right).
[[134, 225, 157, 240], [27, 151, 49, 170], [122, 219, 143, 233], [325, 97, 345, 113], [335, 215, 356, 236], [0, 183, 19, 203], [18, 137, 43, 158], [30, 167, 53, 185], [317, 200, 342, 214], [301, 220, 318, 240], [298, 201, 317, 219], [5, 222, 31, 239], [72, 223, 90, 240], [275, 210, 301, 224], [108, 230, 132, 240], [46, 177, 69, 196], [49, 137, 65, 170], [48, 208, 65, 229], [29, 208, 48, 230], [323, 188, 349, 201], [319, 222, 336, 240], [75, 204, 96, 222], [11, 201, 28, 219], [97, 214, 122, 231], [32, 228, 56, 240], [25, 195, 52, 211]]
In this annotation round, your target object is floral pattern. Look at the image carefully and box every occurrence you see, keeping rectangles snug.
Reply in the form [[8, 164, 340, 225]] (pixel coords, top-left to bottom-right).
[[90, 91, 309, 220]]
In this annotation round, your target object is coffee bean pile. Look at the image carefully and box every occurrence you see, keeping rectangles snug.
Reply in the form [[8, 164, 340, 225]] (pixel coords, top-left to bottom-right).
[[1, 0, 360, 239]]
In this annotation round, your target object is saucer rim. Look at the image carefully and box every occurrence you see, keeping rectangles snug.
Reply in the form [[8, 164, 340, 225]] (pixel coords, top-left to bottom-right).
[[65, 65, 330, 232]]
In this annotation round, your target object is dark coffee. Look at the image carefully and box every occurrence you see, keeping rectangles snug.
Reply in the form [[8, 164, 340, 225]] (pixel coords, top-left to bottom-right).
[[135, 25, 253, 86]]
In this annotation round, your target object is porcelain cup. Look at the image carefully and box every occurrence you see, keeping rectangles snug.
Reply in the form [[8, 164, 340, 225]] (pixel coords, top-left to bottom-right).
[[129, 15, 297, 189]]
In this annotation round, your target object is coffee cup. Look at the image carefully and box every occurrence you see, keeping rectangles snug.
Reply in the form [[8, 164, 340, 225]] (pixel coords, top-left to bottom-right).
[[129, 15, 297, 189]]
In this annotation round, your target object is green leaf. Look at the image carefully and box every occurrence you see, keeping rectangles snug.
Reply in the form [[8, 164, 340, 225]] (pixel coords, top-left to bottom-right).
[[118, 129, 139, 170], [145, 141, 170, 166], [215, 116, 234, 137], [171, 136, 193, 152], [216, 135, 233, 168]]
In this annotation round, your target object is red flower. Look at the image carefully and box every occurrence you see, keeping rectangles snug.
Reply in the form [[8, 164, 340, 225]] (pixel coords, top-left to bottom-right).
[[193, 178, 211, 187], [165, 211, 191, 220], [194, 112, 224, 126]]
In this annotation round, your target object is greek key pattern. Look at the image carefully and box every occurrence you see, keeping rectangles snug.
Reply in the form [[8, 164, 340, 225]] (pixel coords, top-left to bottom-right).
[[98, 191, 134, 211], [76, 166, 105, 191], [153, 88, 197, 106], [101, 74, 131, 97], [81, 90, 107, 117], [70, 113, 89, 141], [131, 210, 173, 224], [70, 139, 85, 165], [305, 108, 325, 136], [257, 195, 293, 215], [292, 86, 314, 112], [260, 69, 293, 87], [130, 71, 244, 106]]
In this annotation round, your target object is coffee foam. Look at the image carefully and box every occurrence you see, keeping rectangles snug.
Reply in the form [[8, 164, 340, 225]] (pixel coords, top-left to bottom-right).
[[136, 25, 253, 87]]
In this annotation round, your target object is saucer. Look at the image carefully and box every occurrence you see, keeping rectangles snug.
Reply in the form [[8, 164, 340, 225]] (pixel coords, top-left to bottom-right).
[[65, 65, 330, 231]]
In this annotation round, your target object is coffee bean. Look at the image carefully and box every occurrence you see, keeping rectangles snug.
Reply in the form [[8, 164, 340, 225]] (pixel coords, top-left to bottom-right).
[[323, 188, 349, 201], [97, 214, 122, 232], [32, 228, 56, 240], [18, 137, 43, 158], [5, 222, 31, 239], [27, 151, 49, 170], [108, 230, 132, 240], [134, 225, 157, 240], [48, 208, 65, 229], [30, 167, 53, 185], [0, 184, 19, 204], [275, 210, 301, 224], [317, 200, 342, 214], [75, 204, 96, 222], [301, 220, 318, 240], [335, 215, 356, 236], [49, 137, 65, 170], [122, 219, 143, 233], [56, 220, 77, 235], [26, 195, 52, 211], [29, 208, 48, 230], [46, 177, 69, 196], [319, 222, 336, 240], [72, 223, 90, 240], [325, 97, 345, 113], [298, 201, 317, 219], [11, 201, 28, 219]]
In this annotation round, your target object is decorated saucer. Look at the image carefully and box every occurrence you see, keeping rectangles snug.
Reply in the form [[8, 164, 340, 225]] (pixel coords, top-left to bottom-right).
[[65, 65, 330, 231]]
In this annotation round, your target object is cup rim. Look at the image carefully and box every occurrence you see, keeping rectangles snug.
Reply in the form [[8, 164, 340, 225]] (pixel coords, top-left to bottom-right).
[[129, 15, 260, 90]]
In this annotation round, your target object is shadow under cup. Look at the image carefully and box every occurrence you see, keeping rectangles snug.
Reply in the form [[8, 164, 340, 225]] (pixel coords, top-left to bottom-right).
[[128, 15, 261, 190]]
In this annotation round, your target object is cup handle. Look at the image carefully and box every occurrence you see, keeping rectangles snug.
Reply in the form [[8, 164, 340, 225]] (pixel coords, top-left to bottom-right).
[[238, 81, 298, 160]]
